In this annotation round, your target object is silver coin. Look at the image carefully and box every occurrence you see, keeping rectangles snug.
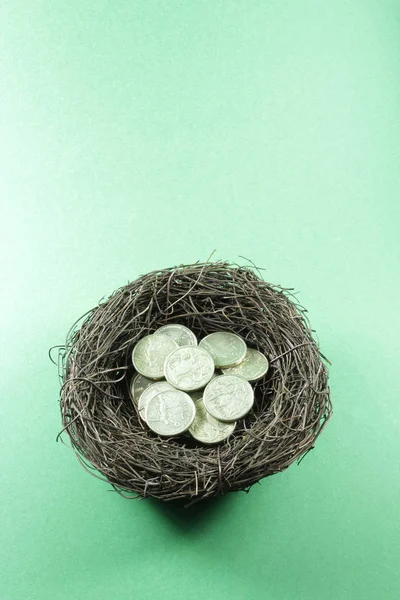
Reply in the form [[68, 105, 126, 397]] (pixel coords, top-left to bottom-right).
[[189, 390, 204, 402], [129, 373, 154, 405], [189, 397, 236, 445], [132, 334, 178, 380], [138, 381, 175, 421], [203, 375, 254, 422], [188, 372, 218, 402], [154, 324, 197, 347], [145, 389, 196, 436], [222, 348, 269, 382], [199, 332, 247, 368], [164, 346, 215, 391]]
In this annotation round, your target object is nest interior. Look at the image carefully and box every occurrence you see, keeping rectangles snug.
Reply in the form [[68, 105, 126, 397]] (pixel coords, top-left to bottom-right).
[[58, 260, 332, 503]]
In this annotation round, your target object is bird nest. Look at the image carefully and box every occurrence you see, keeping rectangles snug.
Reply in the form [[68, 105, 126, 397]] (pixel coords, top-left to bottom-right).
[[56, 260, 332, 504]]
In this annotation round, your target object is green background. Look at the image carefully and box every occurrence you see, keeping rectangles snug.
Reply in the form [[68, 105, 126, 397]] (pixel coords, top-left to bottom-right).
[[1, 2, 399, 599]]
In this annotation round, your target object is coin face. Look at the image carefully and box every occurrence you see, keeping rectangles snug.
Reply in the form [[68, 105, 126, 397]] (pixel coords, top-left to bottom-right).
[[132, 334, 178, 380], [203, 375, 254, 422], [199, 332, 247, 368], [145, 389, 196, 436], [164, 346, 215, 391], [154, 324, 198, 347], [222, 348, 269, 382], [129, 373, 154, 405], [138, 381, 175, 421], [189, 397, 236, 445]]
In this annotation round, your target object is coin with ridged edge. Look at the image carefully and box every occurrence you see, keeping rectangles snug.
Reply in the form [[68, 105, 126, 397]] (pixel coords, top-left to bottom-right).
[[145, 389, 196, 436], [164, 346, 215, 391], [189, 397, 236, 444], [222, 348, 269, 382], [203, 374, 254, 422], [138, 381, 175, 421], [132, 334, 178, 380], [129, 373, 154, 405], [154, 324, 197, 347], [199, 332, 247, 368]]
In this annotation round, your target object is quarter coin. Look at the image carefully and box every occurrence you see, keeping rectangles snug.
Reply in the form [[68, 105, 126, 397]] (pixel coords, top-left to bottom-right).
[[164, 346, 215, 391], [222, 348, 269, 382], [145, 389, 196, 436], [203, 374, 254, 422], [129, 373, 154, 405], [189, 397, 236, 445], [154, 324, 197, 347], [138, 381, 175, 421], [132, 334, 178, 380], [199, 332, 247, 368]]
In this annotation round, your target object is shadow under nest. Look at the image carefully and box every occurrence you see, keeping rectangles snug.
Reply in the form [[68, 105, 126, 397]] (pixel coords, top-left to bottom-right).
[[57, 260, 332, 504]]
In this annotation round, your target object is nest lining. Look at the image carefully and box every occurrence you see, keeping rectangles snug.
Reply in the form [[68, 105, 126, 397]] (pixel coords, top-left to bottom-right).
[[57, 260, 332, 503]]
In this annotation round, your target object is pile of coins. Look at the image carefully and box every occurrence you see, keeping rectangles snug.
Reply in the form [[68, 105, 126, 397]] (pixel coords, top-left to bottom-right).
[[130, 324, 269, 445]]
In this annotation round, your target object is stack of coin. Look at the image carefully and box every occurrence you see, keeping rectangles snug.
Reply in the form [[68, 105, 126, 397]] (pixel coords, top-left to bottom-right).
[[130, 324, 269, 444]]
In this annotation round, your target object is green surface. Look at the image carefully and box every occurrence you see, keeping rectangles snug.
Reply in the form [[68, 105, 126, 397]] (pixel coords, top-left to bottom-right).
[[1, 2, 400, 599]]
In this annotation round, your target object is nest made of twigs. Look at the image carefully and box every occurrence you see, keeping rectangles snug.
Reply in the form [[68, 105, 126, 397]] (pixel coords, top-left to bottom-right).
[[56, 260, 332, 504]]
